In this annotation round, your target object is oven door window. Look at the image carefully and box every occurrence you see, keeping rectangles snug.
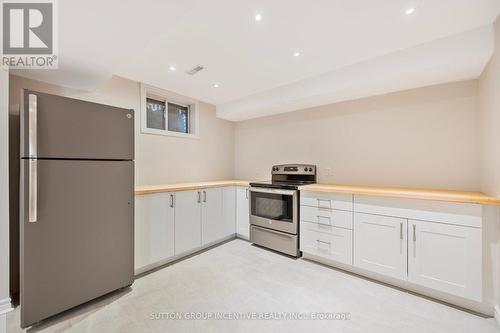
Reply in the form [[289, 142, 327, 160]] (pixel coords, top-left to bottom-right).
[[251, 191, 293, 222]]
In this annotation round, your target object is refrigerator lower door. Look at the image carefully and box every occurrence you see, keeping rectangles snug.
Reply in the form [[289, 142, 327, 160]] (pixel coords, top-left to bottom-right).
[[20, 159, 134, 328]]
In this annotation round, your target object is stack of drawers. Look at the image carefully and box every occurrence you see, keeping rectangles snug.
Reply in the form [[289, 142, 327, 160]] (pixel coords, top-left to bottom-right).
[[299, 192, 354, 264]]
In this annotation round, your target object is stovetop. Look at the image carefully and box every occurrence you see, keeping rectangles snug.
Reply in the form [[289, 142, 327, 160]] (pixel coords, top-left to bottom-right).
[[249, 180, 315, 190]]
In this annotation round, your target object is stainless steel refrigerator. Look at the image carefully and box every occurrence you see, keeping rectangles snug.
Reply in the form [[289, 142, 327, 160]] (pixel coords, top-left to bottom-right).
[[19, 89, 135, 328]]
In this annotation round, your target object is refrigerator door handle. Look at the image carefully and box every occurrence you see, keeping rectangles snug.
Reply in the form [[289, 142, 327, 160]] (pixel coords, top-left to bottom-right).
[[28, 159, 38, 223], [28, 94, 37, 157]]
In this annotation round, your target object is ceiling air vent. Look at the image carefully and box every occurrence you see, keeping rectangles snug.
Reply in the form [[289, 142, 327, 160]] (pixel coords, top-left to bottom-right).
[[186, 65, 205, 75]]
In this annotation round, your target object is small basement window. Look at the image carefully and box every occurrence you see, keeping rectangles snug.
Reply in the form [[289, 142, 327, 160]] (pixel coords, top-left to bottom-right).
[[141, 84, 199, 138], [168, 102, 189, 133], [146, 98, 166, 130]]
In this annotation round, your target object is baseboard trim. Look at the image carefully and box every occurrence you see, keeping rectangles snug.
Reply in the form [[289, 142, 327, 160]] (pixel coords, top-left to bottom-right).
[[494, 305, 500, 328], [0, 297, 12, 315]]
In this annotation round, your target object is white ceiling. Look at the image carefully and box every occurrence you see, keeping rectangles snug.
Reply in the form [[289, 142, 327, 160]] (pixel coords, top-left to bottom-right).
[[12, 0, 500, 121]]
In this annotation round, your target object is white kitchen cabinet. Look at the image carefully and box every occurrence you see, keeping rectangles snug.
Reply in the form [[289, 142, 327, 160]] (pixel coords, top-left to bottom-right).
[[236, 186, 250, 239], [135, 193, 175, 271], [407, 219, 482, 301], [174, 190, 202, 255], [201, 187, 223, 245], [354, 212, 407, 280], [221, 186, 236, 238]]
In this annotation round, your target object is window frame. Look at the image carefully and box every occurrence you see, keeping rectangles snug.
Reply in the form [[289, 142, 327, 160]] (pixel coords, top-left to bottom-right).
[[141, 83, 200, 139]]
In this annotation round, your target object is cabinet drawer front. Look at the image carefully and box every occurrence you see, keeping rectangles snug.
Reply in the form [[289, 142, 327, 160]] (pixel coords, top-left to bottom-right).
[[301, 191, 353, 211], [301, 206, 352, 230], [300, 227, 352, 265]]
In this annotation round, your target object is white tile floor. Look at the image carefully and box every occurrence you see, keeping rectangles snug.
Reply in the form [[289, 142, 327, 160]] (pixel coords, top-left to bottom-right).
[[7, 239, 500, 333]]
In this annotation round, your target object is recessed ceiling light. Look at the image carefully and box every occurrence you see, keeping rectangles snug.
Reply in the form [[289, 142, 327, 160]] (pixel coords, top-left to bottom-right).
[[293, 51, 301, 57], [169, 66, 176, 71], [405, 7, 416, 15], [213, 83, 220, 88], [255, 14, 262, 21]]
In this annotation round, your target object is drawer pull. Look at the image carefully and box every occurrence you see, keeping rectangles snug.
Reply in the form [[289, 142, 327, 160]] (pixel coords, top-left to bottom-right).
[[316, 239, 331, 245], [400, 222, 403, 240], [317, 198, 332, 208], [316, 215, 331, 226]]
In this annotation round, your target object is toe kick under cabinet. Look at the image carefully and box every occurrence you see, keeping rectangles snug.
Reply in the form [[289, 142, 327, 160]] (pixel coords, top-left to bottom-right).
[[300, 191, 484, 303]]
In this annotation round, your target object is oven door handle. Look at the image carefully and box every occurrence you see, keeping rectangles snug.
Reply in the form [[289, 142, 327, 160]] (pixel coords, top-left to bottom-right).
[[249, 187, 296, 196]]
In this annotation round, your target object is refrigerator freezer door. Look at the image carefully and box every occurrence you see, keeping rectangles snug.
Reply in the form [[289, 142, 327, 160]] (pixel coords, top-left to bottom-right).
[[20, 159, 134, 328], [20, 90, 134, 160]]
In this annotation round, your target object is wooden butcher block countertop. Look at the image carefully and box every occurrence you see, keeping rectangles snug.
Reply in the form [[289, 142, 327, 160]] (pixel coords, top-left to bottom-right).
[[299, 184, 500, 205], [136, 180, 500, 205], [135, 180, 251, 195]]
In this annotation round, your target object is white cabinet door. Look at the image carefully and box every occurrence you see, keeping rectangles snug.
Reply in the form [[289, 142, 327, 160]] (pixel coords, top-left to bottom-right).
[[175, 190, 201, 255], [221, 186, 236, 238], [236, 187, 250, 239], [408, 219, 482, 301], [201, 187, 223, 245], [135, 193, 175, 270], [354, 213, 407, 280]]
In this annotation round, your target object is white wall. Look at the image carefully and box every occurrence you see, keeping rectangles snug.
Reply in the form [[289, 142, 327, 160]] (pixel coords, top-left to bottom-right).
[[479, 19, 500, 198], [234, 80, 480, 191], [0, 69, 10, 333], [478, 16, 500, 315], [9, 75, 235, 186]]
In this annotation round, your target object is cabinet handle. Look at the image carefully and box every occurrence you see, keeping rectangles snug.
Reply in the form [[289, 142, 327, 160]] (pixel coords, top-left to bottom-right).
[[170, 194, 174, 208], [203, 190, 207, 203], [316, 239, 331, 245], [412, 224, 417, 258], [197, 191, 201, 203], [400, 223, 403, 240], [245, 188, 249, 199], [28, 159, 38, 223]]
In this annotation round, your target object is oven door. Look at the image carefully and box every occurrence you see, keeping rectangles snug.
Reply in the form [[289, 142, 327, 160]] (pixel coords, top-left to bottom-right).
[[249, 187, 298, 234]]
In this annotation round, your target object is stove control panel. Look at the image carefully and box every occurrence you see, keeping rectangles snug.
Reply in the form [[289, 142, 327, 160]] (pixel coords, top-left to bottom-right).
[[271, 164, 316, 175]]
